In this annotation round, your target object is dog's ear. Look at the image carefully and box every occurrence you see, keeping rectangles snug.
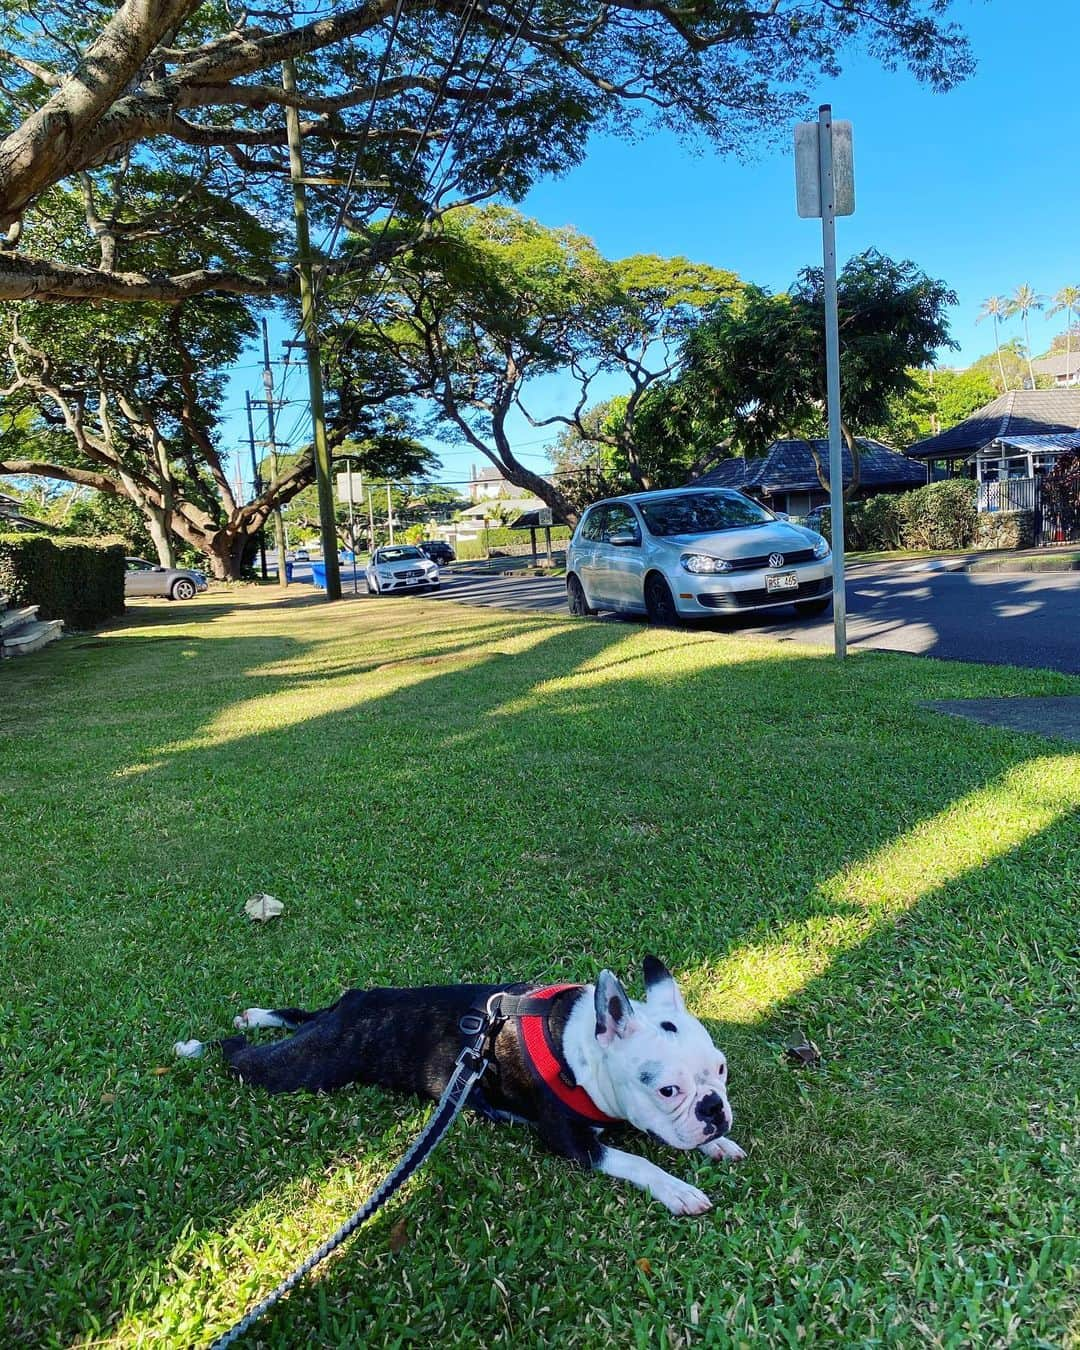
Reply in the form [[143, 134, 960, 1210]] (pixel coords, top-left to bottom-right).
[[642, 955, 686, 1016], [594, 970, 636, 1046]]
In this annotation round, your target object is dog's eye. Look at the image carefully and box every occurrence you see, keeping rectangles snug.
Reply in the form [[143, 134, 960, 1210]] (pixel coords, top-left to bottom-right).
[[661, 1021, 678, 1033], [658, 1085, 680, 1099]]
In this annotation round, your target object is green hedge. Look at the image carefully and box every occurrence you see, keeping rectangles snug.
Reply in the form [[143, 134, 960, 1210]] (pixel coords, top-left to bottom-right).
[[819, 480, 979, 552], [0, 534, 126, 629], [453, 525, 572, 561]]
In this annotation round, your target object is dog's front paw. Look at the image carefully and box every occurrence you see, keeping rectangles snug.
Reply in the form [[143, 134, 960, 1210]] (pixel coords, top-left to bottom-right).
[[652, 1175, 713, 1217], [700, 1136, 747, 1162]]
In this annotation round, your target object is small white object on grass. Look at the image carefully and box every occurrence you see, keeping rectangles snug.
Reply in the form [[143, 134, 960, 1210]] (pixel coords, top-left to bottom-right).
[[245, 892, 284, 922]]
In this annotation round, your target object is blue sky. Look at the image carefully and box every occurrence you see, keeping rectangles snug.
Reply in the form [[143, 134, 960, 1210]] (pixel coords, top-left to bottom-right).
[[224, 0, 1080, 492]]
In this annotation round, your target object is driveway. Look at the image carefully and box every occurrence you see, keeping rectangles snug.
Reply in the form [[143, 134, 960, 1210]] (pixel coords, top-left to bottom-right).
[[422, 563, 1080, 675]]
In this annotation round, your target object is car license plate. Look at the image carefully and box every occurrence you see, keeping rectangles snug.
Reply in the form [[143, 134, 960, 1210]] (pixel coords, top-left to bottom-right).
[[765, 571, 798, 594], [405, 576, 419, 585]]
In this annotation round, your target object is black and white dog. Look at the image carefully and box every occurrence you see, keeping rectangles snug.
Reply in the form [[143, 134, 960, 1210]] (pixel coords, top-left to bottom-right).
[[175, 957, 745, 1215]]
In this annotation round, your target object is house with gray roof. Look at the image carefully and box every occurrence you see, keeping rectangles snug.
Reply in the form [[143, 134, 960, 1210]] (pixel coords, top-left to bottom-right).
[[691, 438, 929, 517], [906, 389, 1080, 469], [1032, 352, 1080, 387], [907, 391, 1080, 543]]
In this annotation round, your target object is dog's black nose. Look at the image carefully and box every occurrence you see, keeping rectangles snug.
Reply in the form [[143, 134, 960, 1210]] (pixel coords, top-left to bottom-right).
[[695, 1092, 730, 1136]]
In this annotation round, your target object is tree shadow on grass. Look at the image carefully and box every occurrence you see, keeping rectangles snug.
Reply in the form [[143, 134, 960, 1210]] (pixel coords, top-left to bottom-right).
[[1, 605, 1076, 1343]]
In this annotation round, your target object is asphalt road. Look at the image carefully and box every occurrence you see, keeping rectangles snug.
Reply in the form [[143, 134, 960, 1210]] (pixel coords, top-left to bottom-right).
[[415, 562, 1080, 675]]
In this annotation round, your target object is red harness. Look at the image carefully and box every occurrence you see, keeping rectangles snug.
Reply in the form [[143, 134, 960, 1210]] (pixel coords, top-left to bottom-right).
[[517, 983, 618, 1126]]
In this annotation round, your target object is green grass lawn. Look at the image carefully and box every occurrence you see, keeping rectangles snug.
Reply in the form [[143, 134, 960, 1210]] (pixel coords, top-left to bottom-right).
[[2, 589, 1078, 1347]]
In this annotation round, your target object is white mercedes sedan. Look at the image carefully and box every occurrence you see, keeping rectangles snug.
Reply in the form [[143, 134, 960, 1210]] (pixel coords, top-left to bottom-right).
[[365, 545, 441, 595]]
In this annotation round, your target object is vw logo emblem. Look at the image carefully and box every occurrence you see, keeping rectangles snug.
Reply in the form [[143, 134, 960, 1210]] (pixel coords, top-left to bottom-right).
[[768, 552, 785, 568]]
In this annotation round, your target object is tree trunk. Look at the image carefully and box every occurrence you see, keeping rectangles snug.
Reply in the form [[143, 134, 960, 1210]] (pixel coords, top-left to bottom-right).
[[994, 315, 1008, 391], [205, 529, 249, 580], [144, 505, 176, 567]]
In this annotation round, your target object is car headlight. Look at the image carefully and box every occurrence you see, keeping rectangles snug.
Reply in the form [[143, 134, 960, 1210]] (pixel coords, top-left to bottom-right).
[[681, 553, 732, 574], [378, 569, 394, 580], [812, 535, 830, 560]]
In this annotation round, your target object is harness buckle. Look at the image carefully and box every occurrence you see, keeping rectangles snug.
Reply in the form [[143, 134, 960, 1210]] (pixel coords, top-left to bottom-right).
[[458, 1011, 486, 1037]]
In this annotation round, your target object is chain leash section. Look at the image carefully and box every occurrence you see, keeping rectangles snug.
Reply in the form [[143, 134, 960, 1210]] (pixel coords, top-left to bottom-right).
[[208, 1029, 491, 1349]]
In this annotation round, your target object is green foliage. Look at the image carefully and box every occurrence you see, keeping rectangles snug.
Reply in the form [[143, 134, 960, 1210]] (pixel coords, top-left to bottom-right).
[[970, 339, 1030, 396], [457, 525, 571, 560], [820, 480, 978, 551], [61, 491, 155, 556], [844, 494, 904, 550], [0, 532, 125, 628], [331, 205, 740, 510], [642, 251, 957, 476], [896, 479, 979, 549], [870, 367, 998, 445]]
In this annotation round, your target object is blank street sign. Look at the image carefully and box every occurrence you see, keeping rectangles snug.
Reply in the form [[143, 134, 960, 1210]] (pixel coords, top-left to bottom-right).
[[794, 120, 855, 218]]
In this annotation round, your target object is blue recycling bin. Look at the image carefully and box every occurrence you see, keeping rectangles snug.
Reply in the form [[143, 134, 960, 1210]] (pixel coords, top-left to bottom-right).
[[284, 562, 294, 582], [310, 560, 327, 589]]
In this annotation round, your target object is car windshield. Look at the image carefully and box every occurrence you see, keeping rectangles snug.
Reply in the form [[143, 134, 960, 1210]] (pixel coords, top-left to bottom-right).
[[637, 491, 774, 537], [377, 547, 424, 562]]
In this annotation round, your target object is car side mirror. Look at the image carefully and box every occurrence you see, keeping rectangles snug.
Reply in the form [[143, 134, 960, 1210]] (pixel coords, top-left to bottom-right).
[[607, 532, 639, 547], [773, 511, 790, 521]]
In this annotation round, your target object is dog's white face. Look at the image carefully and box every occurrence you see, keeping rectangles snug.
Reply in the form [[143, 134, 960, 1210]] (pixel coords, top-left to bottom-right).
[[593, 959, 733, 1151]]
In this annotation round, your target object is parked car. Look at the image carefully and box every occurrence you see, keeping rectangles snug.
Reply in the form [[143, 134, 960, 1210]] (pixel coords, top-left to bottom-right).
[[365, 545, 441, 595], [294, 548, 311, 562], [419, 540, 456, 565], [565, 488, 832, 623], [124, 557, 208, 601]]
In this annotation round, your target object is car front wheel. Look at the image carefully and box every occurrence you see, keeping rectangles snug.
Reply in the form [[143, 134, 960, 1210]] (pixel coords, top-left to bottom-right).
[[644, 573, 679, 625], [566, 574, 595, 617], [171, 578, 197, 601]]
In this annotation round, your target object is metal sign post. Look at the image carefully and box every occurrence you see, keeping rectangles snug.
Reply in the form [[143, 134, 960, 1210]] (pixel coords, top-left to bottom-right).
[[795, 106, 854, 659]]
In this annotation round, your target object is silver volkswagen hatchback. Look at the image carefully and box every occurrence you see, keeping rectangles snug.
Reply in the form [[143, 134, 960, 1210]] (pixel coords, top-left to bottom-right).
[[565, 488, 832, 623]]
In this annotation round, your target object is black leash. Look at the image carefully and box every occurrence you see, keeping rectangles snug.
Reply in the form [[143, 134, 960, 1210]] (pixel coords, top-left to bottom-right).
[[208, 1015, 495, 1348]]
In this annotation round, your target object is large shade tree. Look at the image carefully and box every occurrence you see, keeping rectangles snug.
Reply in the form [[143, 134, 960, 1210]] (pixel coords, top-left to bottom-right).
[[0, 0, 974, 307], [327, 205, 739, 524], [637, 250, 957, 497]]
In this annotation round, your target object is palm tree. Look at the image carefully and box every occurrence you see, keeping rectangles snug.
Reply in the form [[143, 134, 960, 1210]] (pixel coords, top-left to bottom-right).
[[976, 295, 1011, 391], [1005, 284, 1046, 388], [1048, 284, 1080, 386]]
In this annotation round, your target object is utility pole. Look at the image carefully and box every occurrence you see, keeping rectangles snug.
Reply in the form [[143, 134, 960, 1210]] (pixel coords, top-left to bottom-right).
[[367, 486, 377, 551], [260, 318, 289, 588], [244, 391, 268, 579], [283, 57, 341, 601], [386, 483, 395, 543]]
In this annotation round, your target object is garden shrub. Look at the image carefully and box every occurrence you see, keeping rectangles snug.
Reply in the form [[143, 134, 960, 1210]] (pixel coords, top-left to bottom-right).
[[896, 479, 978, 549], [811, 481, 978, 552], [0, 534, 126, 629], [845, 495, 903, 551], [453, 525, 572, 560]]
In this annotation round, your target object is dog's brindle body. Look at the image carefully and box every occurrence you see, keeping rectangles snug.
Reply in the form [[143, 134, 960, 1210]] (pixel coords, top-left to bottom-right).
[[178, 963, 745, 1215], [217, 983, 607, 1168]]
